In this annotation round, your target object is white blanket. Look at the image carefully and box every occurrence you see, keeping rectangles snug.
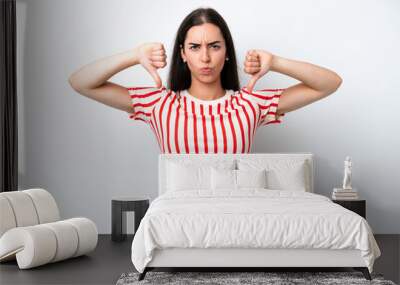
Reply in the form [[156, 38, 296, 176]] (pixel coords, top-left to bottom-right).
[[131, 189, 381, 273]]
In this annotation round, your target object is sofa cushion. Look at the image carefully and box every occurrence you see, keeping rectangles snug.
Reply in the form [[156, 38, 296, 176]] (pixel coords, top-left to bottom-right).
[[0, 188, 60, 238]]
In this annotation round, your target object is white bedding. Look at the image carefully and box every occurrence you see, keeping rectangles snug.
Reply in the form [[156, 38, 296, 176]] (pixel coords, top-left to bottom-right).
[[131, 189, 381, 273]]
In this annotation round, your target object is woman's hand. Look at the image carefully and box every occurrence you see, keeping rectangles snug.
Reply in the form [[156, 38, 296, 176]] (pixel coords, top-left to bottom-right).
[[135, 42, 167, 88], [244, 49, 275, 93]]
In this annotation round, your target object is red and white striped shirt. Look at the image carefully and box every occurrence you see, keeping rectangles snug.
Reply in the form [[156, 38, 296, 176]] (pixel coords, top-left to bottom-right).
[[127, 86, 286, 154]]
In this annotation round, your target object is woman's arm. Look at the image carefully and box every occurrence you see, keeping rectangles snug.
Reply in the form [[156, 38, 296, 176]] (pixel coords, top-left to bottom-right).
[[270, 55, 343, 115], [68, 48, 140, 113], [69, 43, 166, 113]]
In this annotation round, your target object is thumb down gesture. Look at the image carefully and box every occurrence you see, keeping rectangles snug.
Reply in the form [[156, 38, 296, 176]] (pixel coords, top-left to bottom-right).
[[136, 42, 167, 88], [244, 49, 274, 93]]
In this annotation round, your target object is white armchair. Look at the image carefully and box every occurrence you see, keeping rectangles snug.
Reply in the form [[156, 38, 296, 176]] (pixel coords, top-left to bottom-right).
[[0, 188, 98, 269]]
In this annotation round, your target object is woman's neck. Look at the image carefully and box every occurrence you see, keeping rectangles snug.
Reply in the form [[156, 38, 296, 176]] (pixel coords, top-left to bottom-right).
[[188, 80, 225, 101]]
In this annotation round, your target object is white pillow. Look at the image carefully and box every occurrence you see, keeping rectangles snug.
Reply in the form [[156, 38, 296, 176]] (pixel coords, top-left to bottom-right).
[[210, 167, 236, 190], [166, 160, 236, 192], [210, 168, 268, 190], [237, 159, 308, 191], [236, 169, 267, 188], [167, 162, 210, 191]]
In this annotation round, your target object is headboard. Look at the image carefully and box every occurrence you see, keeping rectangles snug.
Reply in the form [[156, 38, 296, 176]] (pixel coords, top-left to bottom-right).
[[158, 153, 314, 196]]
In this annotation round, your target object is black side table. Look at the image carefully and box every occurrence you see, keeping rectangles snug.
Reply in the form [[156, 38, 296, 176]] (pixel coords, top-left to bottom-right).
[[111, 197, 150, 242], [332, 199, 366, 219]]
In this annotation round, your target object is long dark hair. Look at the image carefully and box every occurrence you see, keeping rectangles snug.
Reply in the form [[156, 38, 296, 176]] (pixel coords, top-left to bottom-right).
[[167, 7, 240, 92]]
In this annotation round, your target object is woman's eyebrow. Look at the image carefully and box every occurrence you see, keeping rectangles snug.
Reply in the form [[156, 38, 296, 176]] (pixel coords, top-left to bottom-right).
[[188, 41, 221, 45]]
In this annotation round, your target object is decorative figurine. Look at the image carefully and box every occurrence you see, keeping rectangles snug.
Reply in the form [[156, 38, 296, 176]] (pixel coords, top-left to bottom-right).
[[342, 156, 352, 190]]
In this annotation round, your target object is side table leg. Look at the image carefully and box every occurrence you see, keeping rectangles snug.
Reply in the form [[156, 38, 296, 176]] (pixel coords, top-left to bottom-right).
[[112, 201, 125, 241]]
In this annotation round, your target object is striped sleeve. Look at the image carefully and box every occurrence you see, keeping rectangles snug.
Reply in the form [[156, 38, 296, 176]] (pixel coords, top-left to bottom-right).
[[127, 86, 166, 123], [242, 87, 286, 127]]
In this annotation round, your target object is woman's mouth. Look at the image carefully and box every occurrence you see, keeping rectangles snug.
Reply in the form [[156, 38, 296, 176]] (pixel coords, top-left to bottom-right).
[[200, 68, 212, 75]]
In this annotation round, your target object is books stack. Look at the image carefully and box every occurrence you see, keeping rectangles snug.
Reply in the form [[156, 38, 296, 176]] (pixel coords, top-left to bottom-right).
[[332, 188, 359, 200]]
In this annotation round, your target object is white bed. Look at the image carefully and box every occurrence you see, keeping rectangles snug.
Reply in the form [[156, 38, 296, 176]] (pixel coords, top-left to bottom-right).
[[130, 153, 381, 281]]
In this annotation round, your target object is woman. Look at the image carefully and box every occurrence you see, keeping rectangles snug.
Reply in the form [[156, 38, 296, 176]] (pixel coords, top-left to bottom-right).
[[69, 7, 342, 154]]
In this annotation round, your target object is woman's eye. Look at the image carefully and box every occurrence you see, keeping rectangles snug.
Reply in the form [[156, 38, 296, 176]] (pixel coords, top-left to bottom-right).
[[189, 45, 220, 50]]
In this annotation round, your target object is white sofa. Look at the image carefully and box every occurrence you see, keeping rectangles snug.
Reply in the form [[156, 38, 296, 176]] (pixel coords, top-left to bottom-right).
[[0, 188, 98, 269]]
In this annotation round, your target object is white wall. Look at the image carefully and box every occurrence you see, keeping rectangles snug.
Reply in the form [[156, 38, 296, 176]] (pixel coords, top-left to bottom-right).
[[16, 0, 400, 233]]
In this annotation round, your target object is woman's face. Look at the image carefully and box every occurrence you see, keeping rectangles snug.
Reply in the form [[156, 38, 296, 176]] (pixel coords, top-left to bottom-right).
[[181, 23, 227, 84]]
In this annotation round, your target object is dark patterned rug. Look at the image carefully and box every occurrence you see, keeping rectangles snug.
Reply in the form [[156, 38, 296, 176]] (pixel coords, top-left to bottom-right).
[[116, 271, 397, 285]]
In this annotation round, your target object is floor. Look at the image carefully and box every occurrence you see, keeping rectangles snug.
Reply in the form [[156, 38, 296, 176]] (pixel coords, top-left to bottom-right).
[[0, 234, 398, 285]]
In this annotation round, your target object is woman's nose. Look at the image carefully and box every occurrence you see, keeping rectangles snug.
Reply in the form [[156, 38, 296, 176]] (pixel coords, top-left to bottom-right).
[[200, 47, 211, 62]]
